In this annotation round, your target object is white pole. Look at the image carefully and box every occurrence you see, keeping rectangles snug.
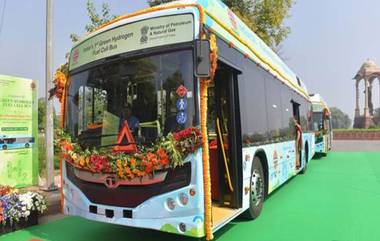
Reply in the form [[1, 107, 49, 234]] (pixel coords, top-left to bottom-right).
[[43, 0, 57, 191]]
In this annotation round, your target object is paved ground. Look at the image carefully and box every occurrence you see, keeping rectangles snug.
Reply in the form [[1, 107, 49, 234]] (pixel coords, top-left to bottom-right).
[[2, 152, 380, 241], [332, 140, 380, 152]]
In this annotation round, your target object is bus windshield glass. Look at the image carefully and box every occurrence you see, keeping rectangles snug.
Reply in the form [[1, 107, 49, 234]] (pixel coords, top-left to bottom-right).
[[312, 112, 323, 131], [66, 49, 196, 148]]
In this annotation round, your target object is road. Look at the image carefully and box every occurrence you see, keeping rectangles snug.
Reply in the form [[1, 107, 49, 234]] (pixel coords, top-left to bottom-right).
[[332, 140, 380, 152]]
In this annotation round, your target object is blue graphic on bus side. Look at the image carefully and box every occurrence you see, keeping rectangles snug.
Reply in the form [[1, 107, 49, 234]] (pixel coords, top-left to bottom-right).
[[0, 135, 35, 151]]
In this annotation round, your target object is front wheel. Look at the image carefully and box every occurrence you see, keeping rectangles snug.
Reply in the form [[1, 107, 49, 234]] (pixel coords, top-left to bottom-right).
[[243, 156, 265, 219], [2, 145, 7, 150]]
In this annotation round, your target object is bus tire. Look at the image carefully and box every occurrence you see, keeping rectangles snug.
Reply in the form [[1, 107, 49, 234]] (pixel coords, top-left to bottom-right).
[[2, 145, 7, 150], [243, 156, 265, 220], [300, 144, 308, 174], [25, 143, 30, 148]]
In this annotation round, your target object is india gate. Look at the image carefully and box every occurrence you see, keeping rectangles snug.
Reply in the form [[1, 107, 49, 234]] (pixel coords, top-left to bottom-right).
[[353, 59, 380, 128]]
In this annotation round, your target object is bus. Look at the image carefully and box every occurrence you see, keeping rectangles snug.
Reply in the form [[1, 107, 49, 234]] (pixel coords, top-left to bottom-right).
[[0, 135, 35, 150], [60, 0, 315, 239], [310, 94, 332, 155]]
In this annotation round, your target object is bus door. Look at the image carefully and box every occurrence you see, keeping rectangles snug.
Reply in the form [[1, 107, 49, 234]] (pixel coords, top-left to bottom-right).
[[292, 101, 302, 169], [208, 61, 242, 210]]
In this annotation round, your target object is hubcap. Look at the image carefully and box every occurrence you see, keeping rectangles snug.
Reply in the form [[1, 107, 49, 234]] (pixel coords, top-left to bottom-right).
[[251, 169, 264, 206]]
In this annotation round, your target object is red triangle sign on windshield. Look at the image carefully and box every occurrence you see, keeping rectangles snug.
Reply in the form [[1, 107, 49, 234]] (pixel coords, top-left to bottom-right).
[[113, 121, 138, 153]]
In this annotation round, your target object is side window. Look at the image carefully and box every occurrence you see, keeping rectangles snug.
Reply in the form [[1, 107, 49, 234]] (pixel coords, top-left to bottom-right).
[[264, 76, 283, 141], [292, 93, 309, 131], [280, 86, 294, 139], [238, 62, 268, 146], [300, 99, 309, 130], [78, 86, 107, 133]]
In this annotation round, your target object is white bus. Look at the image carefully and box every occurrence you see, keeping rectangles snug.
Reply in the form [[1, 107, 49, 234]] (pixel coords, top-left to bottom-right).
[[60, 0, 315, 239]]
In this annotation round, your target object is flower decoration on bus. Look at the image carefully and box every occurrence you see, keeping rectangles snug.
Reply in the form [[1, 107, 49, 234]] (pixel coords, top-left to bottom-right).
[[52, 69, 68, 103], [60, 127, 202, 180]]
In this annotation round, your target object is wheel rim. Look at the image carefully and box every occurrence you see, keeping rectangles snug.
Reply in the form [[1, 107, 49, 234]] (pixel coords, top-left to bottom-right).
[[251, 169, 264, 206]]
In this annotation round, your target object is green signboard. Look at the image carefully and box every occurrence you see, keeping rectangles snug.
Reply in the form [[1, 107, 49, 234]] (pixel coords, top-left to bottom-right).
[[69, 14, 194, 71], [0, 75, 38, 187]]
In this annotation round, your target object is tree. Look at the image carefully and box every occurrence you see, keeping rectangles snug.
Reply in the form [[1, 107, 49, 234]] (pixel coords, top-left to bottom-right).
[[70, 0, 117, 43], [57, 1, 117, 82], [330, 107, 352, 129], [38, 98, 46, 131], [147, 0, 294, 50], [374, 107, 380, 118], [38, 98, 59, 131]]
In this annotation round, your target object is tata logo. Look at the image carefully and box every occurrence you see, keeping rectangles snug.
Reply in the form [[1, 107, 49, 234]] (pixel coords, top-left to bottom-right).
[[105, 175, 119, 189]]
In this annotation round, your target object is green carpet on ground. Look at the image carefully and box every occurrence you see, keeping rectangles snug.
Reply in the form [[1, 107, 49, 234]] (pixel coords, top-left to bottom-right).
[[2, 152, 380, 241]]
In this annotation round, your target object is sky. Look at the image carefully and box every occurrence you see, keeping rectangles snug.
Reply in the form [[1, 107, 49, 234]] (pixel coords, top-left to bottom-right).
[[0, 0, 379, 120]]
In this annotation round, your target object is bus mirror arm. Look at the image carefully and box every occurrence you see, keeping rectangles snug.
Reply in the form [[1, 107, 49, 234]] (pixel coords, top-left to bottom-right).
[[194, 40, 211, 78]]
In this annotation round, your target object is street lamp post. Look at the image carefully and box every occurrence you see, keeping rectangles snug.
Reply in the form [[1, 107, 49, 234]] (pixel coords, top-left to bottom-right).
[[42, 0, 57, 192]]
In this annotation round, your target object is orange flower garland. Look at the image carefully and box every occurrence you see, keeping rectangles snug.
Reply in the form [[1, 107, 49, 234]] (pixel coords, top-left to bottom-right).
[[60, 128, 202, 180], [53, 70, 67, 103], [52, 66, 69, 128], [200, 33, 218, 241]]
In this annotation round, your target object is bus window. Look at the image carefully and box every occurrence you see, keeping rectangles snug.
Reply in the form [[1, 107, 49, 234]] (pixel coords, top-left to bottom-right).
[[5, 138, 16, 144], [239, 62, 268, 145]]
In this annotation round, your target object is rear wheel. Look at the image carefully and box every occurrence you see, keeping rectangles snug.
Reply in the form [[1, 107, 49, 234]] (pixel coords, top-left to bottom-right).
[[243, 156, 265, 219], [2, 145, 7, 150], [25, 143, 30, 148]]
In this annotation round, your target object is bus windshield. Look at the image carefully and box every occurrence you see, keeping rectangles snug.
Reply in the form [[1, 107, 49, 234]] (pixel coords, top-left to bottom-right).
[[66, 49, 196, 148], [312, 112, 323, 131]]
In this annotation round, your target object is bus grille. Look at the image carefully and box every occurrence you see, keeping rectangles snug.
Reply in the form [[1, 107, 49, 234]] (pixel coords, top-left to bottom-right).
[[65, 162, 191, 208]]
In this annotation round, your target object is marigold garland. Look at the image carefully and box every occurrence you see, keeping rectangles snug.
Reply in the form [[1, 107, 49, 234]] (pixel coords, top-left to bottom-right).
[[52, 64, 69, 128], [60, 128, 202, 180], [201, 33, 218, 241], [53, 70, 67, 103]]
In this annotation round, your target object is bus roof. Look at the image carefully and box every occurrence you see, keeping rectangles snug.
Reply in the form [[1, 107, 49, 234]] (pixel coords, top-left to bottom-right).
[[310, 93, 330, 111], [71, 0, 310, 99]]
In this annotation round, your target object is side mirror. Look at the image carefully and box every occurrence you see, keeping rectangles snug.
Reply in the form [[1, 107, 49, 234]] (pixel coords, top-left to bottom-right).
[[195, 40, 211, 78]]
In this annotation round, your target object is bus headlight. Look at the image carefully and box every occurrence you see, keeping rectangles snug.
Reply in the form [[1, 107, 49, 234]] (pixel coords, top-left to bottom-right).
[[166, 198, 176, 211], [178, 193, 189, 206]]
